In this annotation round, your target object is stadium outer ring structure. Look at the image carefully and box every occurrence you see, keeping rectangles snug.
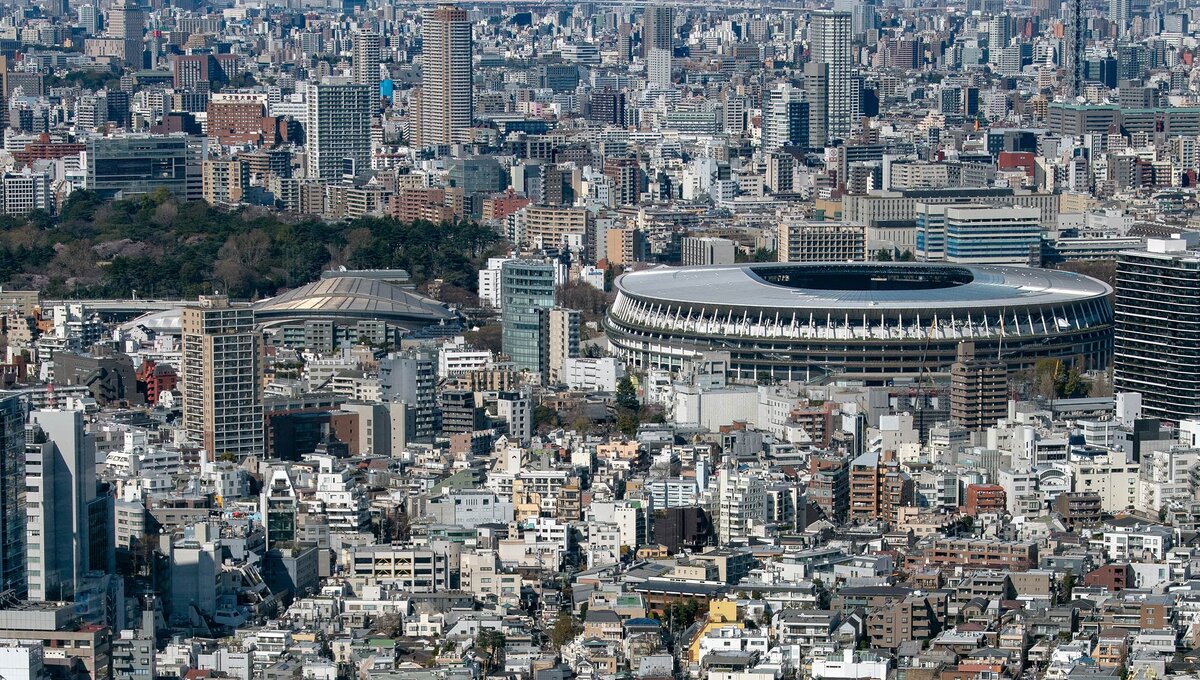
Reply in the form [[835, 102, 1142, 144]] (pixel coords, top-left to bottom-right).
[[604, 262, 1114, 383]]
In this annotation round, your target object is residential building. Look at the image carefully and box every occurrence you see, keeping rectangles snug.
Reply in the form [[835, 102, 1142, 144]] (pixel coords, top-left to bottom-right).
[[418, 4, 472, 146], [306, 79, 373, 180], [181, 295, 265, 461]]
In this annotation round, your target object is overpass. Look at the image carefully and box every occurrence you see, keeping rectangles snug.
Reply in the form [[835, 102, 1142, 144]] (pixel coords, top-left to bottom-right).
[[41, 299, 185, 318]]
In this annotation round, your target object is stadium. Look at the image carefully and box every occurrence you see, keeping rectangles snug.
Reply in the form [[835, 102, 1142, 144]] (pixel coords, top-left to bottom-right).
[[605, 262, 1114, 382]]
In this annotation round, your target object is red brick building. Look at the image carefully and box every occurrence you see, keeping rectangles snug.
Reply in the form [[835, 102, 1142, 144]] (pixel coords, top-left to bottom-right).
[[13, 133, 84, 168], [963, 484, 1007, 516], [207, 100, 274, 146], [136, 359, 178, 405], [1083, 564, 1132, 592]]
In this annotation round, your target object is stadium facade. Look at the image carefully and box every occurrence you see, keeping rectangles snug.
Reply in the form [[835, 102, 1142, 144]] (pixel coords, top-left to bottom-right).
[[605, 263, 1113, 382]]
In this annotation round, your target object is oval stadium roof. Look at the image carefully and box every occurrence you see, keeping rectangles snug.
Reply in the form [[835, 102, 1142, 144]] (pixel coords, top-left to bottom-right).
[[615, 262, 1112, 313], [253, 276, 458, 329]]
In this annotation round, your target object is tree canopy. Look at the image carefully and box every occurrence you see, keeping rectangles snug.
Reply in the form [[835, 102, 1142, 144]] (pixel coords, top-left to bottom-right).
[[0, 191, 501, 300]]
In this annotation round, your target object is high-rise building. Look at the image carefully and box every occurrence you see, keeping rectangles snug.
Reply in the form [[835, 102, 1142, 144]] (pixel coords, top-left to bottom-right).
[[641, 6, 673, 57], [764, 84, 810, 151], [352, 31, 382, 98], [201, 159, 249, 206], [539, 307, 580, 385], [305, 79, 373, 180], [418, 4, 472, 147], [1114, 239, 1200, 422], [809, 11, 858, 140], [1110, 0, 1130, 38], [849, 451, 914, 523], [501, 260, 557, 373], [25, 410, 111, 602], [79, 4, 102, 35], [803, 62, 830, 149], [105, 0, 144, 65], [1066, 0, 1086, 97], [0, 393, 24, 595], [647, 48, 672, 88], [181, 295, 265, 461], [987, 14, 1011, 68], [950, 342, 1007, 432]]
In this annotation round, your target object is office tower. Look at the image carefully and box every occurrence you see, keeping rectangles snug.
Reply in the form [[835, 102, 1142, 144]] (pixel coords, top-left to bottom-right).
[[181, 295, 265, 462], [803, 62, 829, 149], [987, 14, 1011, 64], [105, 0, 144, 65], [305, 79, 373, 180], [352, 31, 382, 97], [809, 11, 858, 140], [1114, 240, 1200, 422], [763, 84, 810, 151], [777, 219, 867, 262], [853, 2, 878, 37], [1066, 0, 1085, 97], [79, 4, 101, 35], [539, 307, 580, 385], [941, 205, 1041, 264], [950, 342, 1007, 432], [501, 260, 557, 373], [617, 23, 633, 63], [833, 0, 879, 37], [0, 394, 23, 595], [1110, 0, 1130, 37], [85, 135, 203, 201], [419, 4, 472, 147], [642, 6, 673, 57], [26, 410, 112, 602]]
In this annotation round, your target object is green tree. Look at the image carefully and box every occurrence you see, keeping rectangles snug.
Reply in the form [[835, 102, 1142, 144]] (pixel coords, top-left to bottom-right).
[[616, 410, 639, 437], [548, 611, 581, 651], [1059, 570, 1076, 604], [615, 376, 639, 411], [752, 247, 776, 262], [474, 630, 506, 672], [873, 249, 894, 261]]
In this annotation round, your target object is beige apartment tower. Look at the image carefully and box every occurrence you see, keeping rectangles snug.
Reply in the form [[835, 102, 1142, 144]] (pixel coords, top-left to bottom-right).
[[539, 307, 580, 386], [418, 4, 472, 146], [181, 295, 265, 461]]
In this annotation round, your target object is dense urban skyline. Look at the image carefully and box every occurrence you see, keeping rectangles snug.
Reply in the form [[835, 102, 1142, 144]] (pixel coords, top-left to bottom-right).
[[0, 0, 1196, 679]]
